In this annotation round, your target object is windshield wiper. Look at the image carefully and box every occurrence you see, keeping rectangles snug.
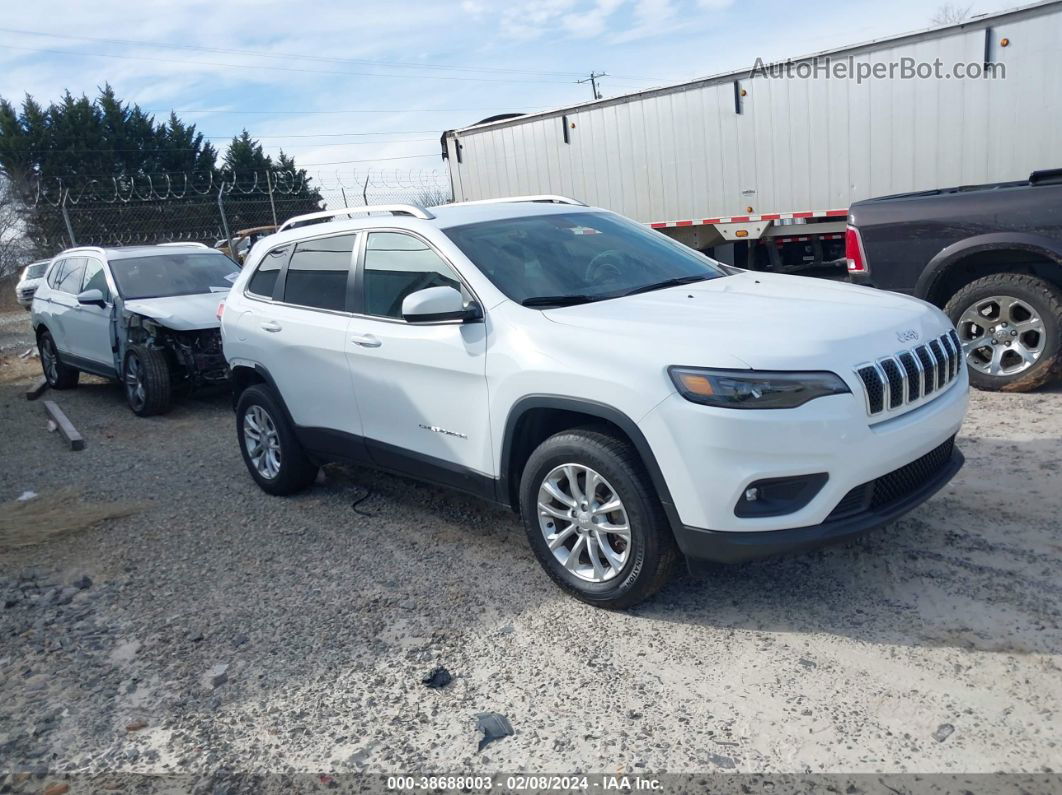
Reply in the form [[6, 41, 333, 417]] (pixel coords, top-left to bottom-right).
[[520, 295, 601, 307], [620, 273, 714, 297]]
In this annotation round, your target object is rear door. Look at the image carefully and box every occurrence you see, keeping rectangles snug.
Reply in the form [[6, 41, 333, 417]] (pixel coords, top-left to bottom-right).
[[345, 229, 492, 488], [47, 257, 86, 356], [239, 233, 365, 447]]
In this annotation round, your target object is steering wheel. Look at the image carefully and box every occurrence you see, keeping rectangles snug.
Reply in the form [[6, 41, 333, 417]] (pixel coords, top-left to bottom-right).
[[585, 250, 629, 285]]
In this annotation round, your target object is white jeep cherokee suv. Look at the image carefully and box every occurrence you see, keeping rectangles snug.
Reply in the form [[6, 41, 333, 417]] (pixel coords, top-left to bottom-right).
[[221, 197, 968, 608]]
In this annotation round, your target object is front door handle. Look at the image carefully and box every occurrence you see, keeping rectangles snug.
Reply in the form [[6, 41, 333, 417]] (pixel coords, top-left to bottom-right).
[[260, 320, 282, 333], [350, 333, 381, 348]]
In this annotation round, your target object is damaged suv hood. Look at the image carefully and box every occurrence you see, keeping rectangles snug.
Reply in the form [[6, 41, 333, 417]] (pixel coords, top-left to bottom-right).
[[122, 292, 226, 331]]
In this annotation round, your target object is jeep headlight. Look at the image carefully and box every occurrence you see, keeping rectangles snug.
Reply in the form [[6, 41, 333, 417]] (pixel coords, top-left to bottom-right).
[[668, 367, 850, 409]]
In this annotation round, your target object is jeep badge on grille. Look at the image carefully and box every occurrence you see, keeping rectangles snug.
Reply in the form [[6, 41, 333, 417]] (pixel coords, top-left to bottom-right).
[[896, 328, 920, 343]]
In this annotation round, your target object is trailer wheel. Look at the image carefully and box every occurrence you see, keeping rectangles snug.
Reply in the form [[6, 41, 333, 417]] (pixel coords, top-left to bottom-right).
[[946, 273, 1062, 392]]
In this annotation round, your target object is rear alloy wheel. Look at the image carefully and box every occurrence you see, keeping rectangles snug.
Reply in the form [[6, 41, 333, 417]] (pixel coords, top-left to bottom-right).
[[235, 384, 318, 495], [37, 331, 79, 389], [946, 273, 1062, 392]]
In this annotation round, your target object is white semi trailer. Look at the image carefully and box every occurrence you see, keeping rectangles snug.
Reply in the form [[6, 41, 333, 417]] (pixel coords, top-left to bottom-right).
[[441, 0, 1062, 272]]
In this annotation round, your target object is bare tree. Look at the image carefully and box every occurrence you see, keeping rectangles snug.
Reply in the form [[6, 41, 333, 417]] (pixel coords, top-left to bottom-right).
[[413, 186, 453, 208], [932, 3, 973, 24], [0, 177, 31, 279]]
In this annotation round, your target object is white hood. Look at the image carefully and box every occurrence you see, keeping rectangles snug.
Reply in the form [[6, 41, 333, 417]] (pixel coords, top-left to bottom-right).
[[122, 292, 225, 331], [542, 271, 951, 371]]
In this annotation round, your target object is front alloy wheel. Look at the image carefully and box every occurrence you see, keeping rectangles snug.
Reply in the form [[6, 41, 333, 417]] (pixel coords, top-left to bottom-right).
[[538, 463, 630, 582]]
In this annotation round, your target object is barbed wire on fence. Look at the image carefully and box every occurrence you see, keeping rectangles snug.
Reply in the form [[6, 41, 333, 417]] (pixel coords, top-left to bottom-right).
[[16, 168, 454, 253], [28, 168, 451, 207]]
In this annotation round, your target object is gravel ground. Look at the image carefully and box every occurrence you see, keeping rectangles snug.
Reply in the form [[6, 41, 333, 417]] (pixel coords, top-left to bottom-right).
[[0, 309, 1060, 780]]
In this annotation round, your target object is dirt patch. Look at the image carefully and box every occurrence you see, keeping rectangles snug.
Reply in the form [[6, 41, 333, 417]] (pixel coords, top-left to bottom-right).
[[0, 488, 142, 550], [0, 349, 41, 385]]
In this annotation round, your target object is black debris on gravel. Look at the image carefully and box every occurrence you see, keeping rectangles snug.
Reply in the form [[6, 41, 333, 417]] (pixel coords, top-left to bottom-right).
[[474, 711, 514, 751], [422, 665, 452, 689]]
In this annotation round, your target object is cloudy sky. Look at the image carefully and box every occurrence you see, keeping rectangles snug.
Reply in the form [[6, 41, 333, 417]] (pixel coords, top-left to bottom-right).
[[0, 0, 1019, 185]]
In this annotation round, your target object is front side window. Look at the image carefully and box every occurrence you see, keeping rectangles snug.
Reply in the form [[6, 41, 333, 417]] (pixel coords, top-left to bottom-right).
[[109, 252, 239, 300], [56, 257, 86, 295], [443, 211, 728, 306], [247, 245, 289, 299], [81, 259, 111, 301], [362, 232, 462, 319], [282, 234, 356, 312]]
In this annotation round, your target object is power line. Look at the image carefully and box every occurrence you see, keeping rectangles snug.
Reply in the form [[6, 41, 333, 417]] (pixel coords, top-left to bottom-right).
[[143, 107, 548, 114], [0, 27, 666, 82], [19, 139, 437, 154], [0, 43, 592, 85]]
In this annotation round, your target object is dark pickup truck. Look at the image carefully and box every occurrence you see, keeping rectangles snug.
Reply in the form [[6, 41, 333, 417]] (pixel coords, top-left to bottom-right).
[[847, 169, 1062, 392]]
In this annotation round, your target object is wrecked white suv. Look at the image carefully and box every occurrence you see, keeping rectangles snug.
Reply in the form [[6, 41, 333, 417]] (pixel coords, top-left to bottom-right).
[[222, 197, 968, 608], [31, 244, 238, 416]]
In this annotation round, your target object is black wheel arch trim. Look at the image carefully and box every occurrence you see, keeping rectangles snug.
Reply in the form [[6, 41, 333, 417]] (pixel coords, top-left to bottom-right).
[[499, 394, 683, 535], [916, 232, 1062, 303]]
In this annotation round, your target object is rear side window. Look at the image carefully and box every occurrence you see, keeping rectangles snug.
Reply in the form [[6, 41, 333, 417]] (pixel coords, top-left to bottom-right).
[[282, 234, 356, 312], [247, 245, 289, 299], [56, 258, 86, 295], [46, 259, 66, 288], [362, 232, 462, 319]]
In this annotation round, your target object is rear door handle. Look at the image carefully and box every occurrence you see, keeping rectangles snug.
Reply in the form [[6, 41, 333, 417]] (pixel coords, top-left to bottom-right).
[[260, 320, 282, 333], [350, 333, 381, 348]]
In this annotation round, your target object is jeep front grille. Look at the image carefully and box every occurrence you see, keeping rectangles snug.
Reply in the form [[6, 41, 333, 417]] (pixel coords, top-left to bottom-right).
[[855, 332, 962, 417]]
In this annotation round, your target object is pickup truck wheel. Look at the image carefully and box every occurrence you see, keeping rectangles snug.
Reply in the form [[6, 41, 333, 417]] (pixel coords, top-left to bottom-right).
[[38, 331, 79, 389], [236, 384, 318, 495], [519, 428, 677, 609], [946, 273, 1062, 392], [124, 345, 172, 416]]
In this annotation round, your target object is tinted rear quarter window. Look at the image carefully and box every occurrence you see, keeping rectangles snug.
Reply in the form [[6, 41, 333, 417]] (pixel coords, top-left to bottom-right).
[[282, 234, 356, 312], [247, 245, 290, 299]]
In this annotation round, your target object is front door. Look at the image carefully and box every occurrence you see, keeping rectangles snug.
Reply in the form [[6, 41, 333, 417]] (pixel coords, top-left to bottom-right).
[[345, 230, 491, 492], [64, 257, 116, 371]]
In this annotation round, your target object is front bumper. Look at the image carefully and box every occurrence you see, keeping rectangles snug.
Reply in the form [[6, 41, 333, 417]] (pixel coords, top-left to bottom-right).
[[638, 366, 968, 557], [675, 444, 963, 563]]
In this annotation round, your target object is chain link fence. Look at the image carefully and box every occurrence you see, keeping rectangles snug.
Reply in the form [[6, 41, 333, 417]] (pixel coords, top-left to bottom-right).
[[21, 169, 453, 255]]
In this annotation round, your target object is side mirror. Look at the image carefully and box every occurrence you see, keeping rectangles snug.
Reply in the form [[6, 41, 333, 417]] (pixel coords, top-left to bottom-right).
[[77, 288, 106, 307], [402, 285, 481, 323]]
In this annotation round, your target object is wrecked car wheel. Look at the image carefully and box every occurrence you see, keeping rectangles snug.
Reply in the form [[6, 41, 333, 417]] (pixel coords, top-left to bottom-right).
[[236, 384, 318, 495], [124, 345, 172, 417], [38, 330, 79, 389]]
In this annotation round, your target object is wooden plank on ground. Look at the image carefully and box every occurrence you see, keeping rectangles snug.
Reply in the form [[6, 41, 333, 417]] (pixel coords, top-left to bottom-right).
[[25, 376, 49, 401], [42, 400, 85, 451]]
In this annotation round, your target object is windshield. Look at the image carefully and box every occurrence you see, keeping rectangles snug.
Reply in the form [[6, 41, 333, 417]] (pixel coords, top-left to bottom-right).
[[25, 261, 49, 279], [109, 252, 239, 300], [443, 211, 728, 306]]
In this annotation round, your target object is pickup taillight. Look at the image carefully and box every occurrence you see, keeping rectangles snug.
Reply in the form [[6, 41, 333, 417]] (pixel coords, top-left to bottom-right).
[[216, 300, 225, 321], [845, 225, 868, 273]]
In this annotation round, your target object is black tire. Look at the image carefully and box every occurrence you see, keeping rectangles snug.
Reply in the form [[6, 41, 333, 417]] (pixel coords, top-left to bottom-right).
[[37, 330, 79, 390], [519, 427, 678, 609], [945, 273, 1062, 392], [235, 384, 318, 496], [123, 345, 172, 416]]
